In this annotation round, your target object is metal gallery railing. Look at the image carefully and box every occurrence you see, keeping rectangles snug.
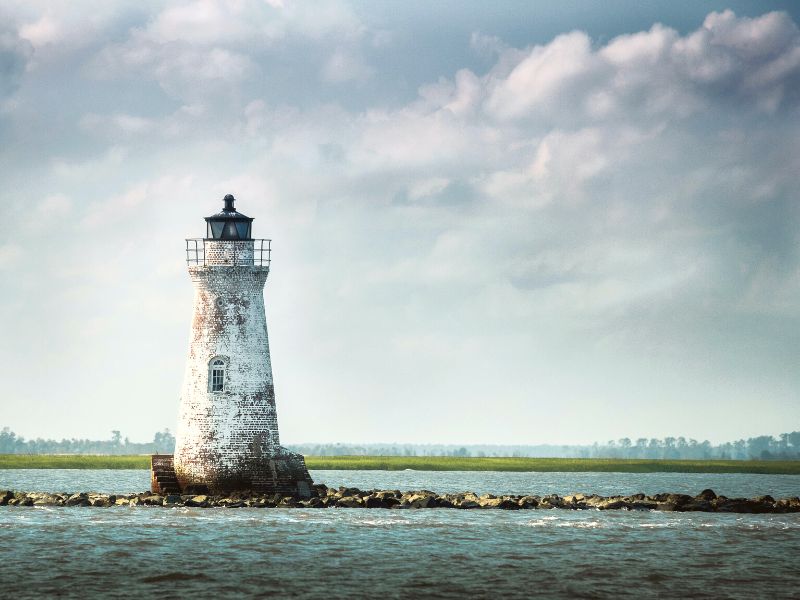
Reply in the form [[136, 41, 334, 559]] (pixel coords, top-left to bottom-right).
[[185, 238, 272, 267]]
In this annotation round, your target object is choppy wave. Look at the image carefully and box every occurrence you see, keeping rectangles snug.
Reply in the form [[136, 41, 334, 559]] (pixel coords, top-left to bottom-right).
[[1, 470, 799, 598]]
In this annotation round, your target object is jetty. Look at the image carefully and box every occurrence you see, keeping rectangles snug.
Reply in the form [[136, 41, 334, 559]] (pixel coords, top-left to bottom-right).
[[2, 486, 798, 513]]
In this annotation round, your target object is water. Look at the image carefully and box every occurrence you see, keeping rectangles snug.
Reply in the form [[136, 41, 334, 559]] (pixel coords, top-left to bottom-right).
[[1, 470, 799, 598], [4, 468, 800, 498]]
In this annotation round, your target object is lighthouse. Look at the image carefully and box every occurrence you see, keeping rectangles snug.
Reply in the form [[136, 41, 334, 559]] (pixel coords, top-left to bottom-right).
[[153, 194, 313, 497]]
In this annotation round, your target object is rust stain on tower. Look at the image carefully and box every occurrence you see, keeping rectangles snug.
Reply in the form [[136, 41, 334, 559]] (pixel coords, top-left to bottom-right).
[[152, 194, 313, 497]]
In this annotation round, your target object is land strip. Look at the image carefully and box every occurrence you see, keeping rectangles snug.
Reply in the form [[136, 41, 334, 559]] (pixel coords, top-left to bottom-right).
[[1, 455, 799, 474]]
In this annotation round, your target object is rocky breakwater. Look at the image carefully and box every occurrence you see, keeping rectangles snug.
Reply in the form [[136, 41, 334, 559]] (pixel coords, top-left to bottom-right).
[[1, 487, 799, 513]]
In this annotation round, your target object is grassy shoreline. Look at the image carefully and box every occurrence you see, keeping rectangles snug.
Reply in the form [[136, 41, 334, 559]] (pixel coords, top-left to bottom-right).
[[0, 454, 799, 474]]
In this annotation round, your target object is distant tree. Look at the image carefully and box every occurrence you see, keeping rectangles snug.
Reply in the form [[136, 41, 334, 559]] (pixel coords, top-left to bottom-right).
[[788, 432, 800, 453], [747, 435, 774, 459]]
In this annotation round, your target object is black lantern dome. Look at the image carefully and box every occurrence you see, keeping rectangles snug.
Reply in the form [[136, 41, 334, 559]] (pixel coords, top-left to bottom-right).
[[205, 194, 253, 240]]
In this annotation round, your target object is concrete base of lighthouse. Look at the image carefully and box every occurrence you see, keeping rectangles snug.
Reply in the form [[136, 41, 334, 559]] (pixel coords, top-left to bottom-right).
[[153, 449, 313, 498]]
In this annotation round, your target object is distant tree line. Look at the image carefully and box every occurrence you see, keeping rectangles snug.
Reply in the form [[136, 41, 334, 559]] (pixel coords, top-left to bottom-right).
[[1, 427, 798, 459], [0, 428, 175, 455], [289, 433, 800, 460]]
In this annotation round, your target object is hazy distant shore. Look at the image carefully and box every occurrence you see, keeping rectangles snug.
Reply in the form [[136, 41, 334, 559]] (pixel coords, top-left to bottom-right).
[[1, 455, 799, 474]]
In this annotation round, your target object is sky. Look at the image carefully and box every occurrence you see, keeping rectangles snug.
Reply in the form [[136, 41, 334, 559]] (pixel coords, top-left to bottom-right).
[[0, 0, 798, 445]]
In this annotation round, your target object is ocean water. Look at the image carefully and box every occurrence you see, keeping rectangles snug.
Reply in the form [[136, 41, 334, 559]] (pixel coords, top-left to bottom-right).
[[1, 470, 799, 598], [3, 468, 800, 497]]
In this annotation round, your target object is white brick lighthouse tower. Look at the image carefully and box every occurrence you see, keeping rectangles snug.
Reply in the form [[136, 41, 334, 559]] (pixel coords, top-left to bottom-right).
[[164, 194, 313, 497]]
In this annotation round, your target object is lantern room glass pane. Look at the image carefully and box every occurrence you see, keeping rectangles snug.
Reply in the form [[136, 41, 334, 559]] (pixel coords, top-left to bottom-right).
[[210, 221, 225, 238], [224, 222, 238, 238], [235, 222, 250, 239]]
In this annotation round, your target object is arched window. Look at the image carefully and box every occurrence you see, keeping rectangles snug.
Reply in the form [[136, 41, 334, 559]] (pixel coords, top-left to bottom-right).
[[209, 357, 227, 392]]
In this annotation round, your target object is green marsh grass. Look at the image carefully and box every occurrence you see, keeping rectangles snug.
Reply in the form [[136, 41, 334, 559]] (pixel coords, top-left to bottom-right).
[[1, 454, 799, 474]]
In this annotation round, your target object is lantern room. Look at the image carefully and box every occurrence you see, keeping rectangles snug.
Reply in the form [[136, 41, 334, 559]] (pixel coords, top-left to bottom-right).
[[205, 194, 254, 240]]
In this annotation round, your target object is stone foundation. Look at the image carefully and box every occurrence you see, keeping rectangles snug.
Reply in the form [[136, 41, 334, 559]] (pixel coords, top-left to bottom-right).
[[155, 451, 313, 498]]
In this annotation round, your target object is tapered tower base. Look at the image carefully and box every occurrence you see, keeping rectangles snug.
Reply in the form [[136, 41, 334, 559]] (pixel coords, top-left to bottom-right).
[[153, 450, 313, 498], [175, 447, 313, 497]]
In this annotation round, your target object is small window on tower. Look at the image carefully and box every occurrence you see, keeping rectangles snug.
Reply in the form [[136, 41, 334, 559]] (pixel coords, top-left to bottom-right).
[[209, 358, 226, 392]]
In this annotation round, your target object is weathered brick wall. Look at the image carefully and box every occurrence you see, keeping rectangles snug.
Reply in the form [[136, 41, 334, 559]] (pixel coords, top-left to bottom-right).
[[202, 240, 254, 266], [174, 239, 311, 495]]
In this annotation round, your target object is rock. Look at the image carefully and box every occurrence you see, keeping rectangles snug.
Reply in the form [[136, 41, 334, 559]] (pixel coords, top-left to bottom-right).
[[657, 494, 692, 510], [89, 495, 111, 507], [596, 497, 628, 510], [406, 493, 438, 509], [518, 496, 539, 509], [336, 496, 363, 508], [538, 495, 564, 509], [458, 492, 478, 504], [435, 495, 454, 508], [629, 500, 658, 511], [563, 494, 585, 505], [10, 495, 34, 506], [185, 495, 209, 507], [245, 497, 269, 508], [363, 495, 395, 508], [141, 495, 163, 506], [29, 493, 60, 506], [478, 497, 503, 508], [774, 497, 800, 513], [696, 489, 717, 501], [0, 491, 13, 506], [164, 495, 182, 505], [115, 497, 130, 506], [679, 500, 713, 512], [66, 493, 90, 507], [367, 491, 401, 508], [299, 497, 325, 508]]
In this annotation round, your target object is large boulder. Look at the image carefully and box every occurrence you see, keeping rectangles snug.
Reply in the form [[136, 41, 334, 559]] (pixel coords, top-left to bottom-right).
[[695, 489, 717, 501], [89, 494, 112, 507], [185, 495, 209, 507], [65, 493, 90, 507], [30, 493, 62, 506], [478, 497, 503, 508], [406, 493, 438, 509], [336, 495, 363, 508]]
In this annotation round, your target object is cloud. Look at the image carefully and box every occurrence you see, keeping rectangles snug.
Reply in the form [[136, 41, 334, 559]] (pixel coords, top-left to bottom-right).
[[0, 25, 32, 101], [85, 0, 372, 102], [90, 32, 257, 101], [2, 5, 799, 441], [482, 10, 800, 122], [322, 47, 373, 83]]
